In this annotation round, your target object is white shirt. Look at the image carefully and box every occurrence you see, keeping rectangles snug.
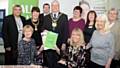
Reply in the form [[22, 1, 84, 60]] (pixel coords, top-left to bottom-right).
[[109, 22, 115, 29], [15, 16, 23, 42], [52, 12, 59, 19], [43, 13, 49, 16]]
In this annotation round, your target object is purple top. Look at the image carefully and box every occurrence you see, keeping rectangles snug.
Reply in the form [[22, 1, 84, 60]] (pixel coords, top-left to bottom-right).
[[69, 18, 85, 36]]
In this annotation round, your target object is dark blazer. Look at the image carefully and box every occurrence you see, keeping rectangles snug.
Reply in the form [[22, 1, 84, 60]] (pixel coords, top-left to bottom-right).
[[43, 12, 69, 48], [40, 13, 44, 22], [2, 15, 26, 50], [40, 13, 49, 25], [26, 18, 43, 47]]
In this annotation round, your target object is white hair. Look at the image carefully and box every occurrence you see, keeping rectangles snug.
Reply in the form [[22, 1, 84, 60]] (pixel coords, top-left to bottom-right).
[[95, 14, 110, 32], [51, 0, 59, 5]]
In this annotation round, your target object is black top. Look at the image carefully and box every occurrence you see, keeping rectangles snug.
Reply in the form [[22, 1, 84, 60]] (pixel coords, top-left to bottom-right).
[[83, 25, 96, 44], [42, 12, 69, 48], [26, 18, 43, 47], [2, 15, 26, 50]]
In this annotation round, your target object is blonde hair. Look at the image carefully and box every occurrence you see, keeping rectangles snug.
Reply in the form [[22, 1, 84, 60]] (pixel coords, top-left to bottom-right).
[[23, 25, 33, 33], [95, 14, 110, 32], [69, 28, 85, 48]]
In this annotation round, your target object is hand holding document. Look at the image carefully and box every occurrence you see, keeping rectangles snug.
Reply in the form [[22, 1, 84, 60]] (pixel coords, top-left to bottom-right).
[[41, 30, 58, 50]]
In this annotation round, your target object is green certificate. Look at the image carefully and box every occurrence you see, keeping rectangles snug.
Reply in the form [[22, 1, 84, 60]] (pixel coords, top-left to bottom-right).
[[44, 31, 58, 49]]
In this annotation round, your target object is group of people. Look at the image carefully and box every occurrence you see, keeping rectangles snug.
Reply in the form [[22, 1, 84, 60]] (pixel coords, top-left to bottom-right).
[[2, 0, 120, 68]]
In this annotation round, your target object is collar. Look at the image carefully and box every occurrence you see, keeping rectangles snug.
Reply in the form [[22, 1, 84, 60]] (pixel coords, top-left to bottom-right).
[[52, 12, 59, 17], [109, 22, 115, 28], [44, 13, 49, 16]]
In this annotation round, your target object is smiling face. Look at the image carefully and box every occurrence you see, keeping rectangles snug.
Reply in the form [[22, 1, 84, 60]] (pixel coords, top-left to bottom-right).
[[51, 1, 59, 13], [71, 30, 81, 44], [43, 5, 50, 14], [96, 17, 105, 30], [13, 6, 22, 17], [24, 29, 33, 39], [73, 9, 81, 18], [23, 25, 33, 39], [108, 9, 118, 22], [89, 12, 95, 22], [70, 28, 84, 47], [32, 11, 40, 20]]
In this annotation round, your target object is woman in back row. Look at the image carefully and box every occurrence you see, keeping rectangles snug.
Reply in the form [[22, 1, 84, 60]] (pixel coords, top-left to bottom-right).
[[83, 10, 97, 67], [69, 6, 85, 37], [83, 10, 97, 44]]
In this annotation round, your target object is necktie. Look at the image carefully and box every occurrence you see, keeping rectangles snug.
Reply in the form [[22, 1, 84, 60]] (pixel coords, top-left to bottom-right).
[[53, 14, 57, 19]]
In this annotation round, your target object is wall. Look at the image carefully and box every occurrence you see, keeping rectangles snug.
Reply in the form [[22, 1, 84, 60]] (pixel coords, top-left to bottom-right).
[[0, 0, 120, 53], [0, 0, 8, 15], [0, 0, 120, 18], [39, 0, 80, 19], [0, 0, 8, 53], [108, 0, 120, 21]]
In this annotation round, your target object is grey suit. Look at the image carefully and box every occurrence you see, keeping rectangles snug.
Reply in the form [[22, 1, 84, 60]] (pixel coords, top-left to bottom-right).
[[110, 21, 120, 60]]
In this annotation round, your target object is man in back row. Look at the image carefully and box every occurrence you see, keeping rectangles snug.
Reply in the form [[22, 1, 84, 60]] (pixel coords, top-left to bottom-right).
[[108, 8, 120, 68], [42, 0, 69, 68]]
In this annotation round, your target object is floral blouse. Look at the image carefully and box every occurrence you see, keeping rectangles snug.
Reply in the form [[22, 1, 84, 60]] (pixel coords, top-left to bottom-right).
[[61, 43, 86, 68], [17, 39, 37, 65]]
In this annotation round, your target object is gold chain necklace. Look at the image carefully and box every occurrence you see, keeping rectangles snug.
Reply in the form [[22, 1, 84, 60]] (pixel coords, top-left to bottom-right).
[[50, 13, 62, 30], [32, 19, 39, 31]]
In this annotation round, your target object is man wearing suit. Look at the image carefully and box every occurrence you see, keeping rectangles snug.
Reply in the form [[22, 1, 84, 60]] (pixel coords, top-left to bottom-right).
[[40, 3, 50, 17], [2, 5, 26, 65], [40, 3, 50, 24], [42, 0, 68, 68], [108, 8, 120, 68]]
